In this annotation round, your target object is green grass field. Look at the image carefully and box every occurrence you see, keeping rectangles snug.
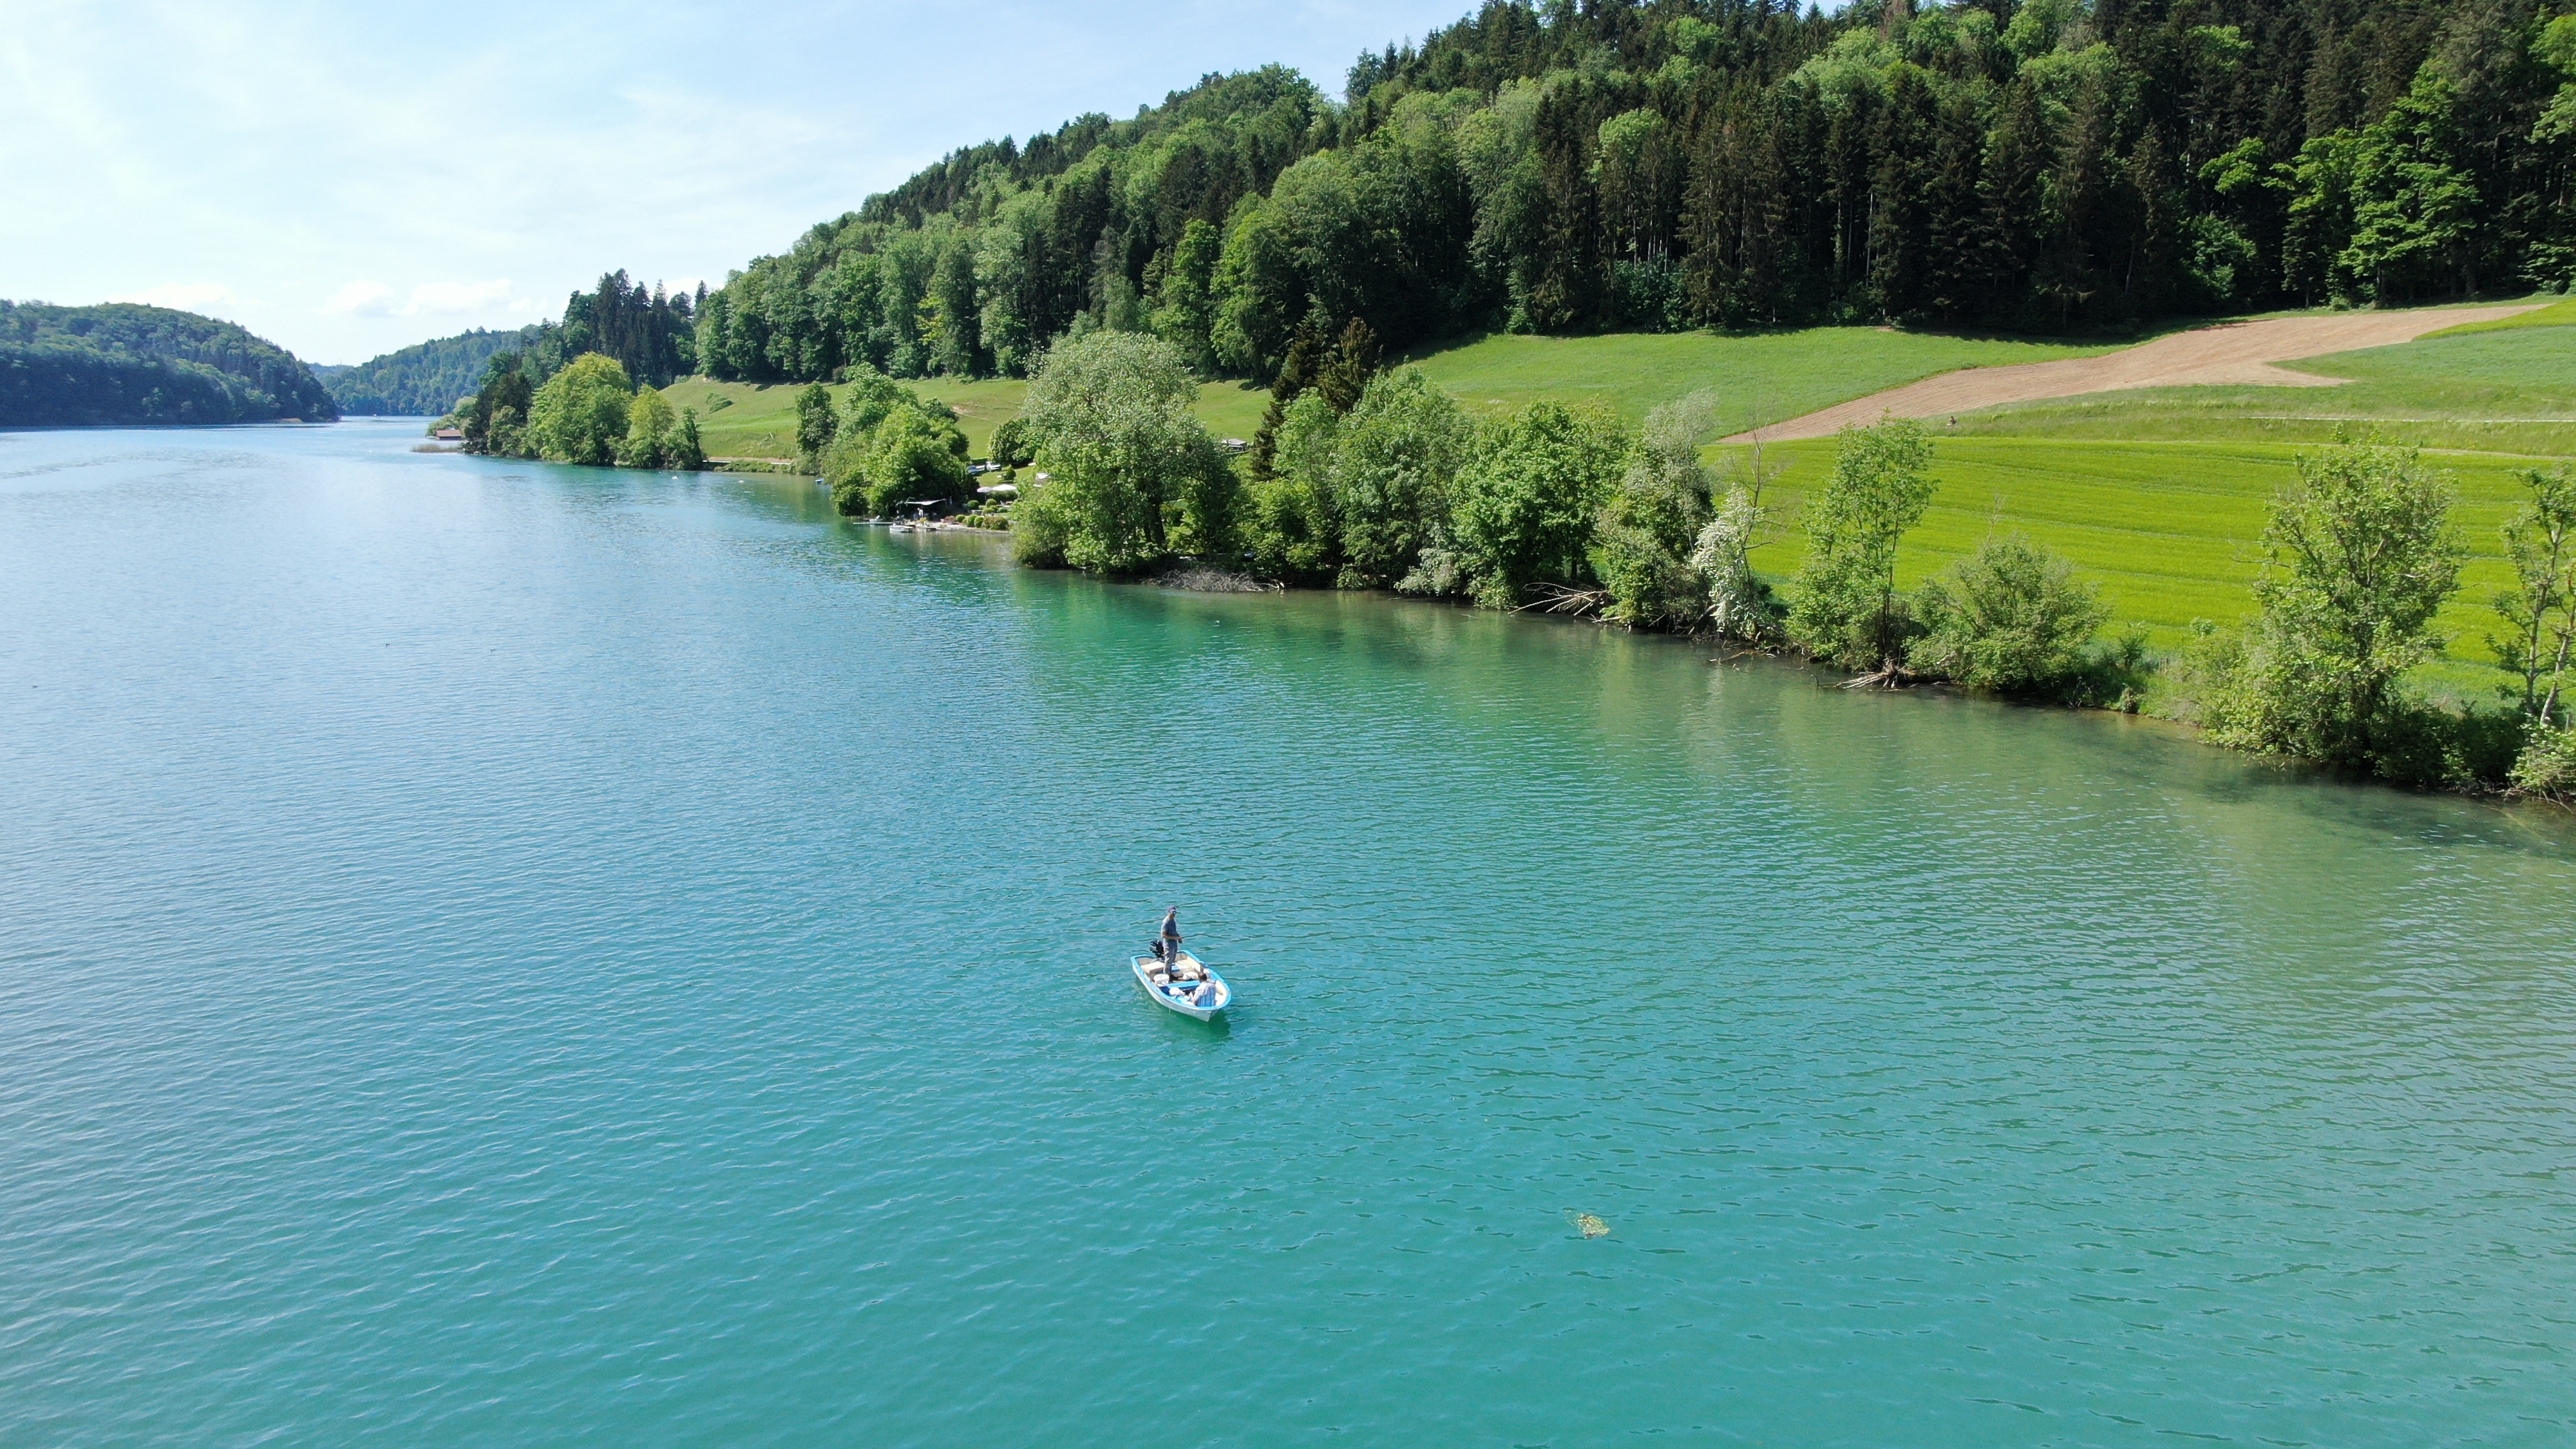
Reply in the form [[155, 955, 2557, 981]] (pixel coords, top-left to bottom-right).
[[1741, 435, 2559, 696], [2425, 295, 2576, 337], [658, 324, 2118, 461], [656, 375, 1028, 460], [1403, 327, 2121, 430], [659, 374, 1269, 461], [1836, 318, 2576, 697]]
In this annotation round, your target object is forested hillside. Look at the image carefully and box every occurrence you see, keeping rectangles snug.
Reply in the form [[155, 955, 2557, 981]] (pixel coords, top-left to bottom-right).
[[694, 0, 2576, 387], [0, 302, 338, 426], [326, 272, 699, 415], [317, 325, 547, 415]]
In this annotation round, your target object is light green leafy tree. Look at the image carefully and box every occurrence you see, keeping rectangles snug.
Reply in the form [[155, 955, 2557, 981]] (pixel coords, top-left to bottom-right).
[[620, 385, 676, 469], [1788, 417, 1935, 672], [2338, 69, 2481, 301], [925, 231, 981, 377], [2210, 438, 2464, 770], [819, 366, 970, 515], [528, 353, 634, 466], [974, 191, 1051, 376], [989, 415, 1036, 468], [794, 382, 837, 468], [844, 408, 971, 518], [1246, 390, 1345, 579], [1593, 109, 1679, 263], [1210, 196, 1303, 380], [672, 409, 705, 471], [1452, 401, 1630, 609], [833, 365, 911, 439], [2491, 464, 2576, 726], [2532, 18, 2576, 292], [1151, 218, 1224, 372], [2275, 131, 2360, 304], [1012, 330, 1236, 572], [1332, 368, 1471, 588], [1593, 392, 1716, 629]]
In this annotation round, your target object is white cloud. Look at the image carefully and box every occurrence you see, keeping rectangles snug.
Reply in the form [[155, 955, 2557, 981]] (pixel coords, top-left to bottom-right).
[[404, 279, 512, 315], [110, 281, 236, 310], [325, 280, 395, 316]]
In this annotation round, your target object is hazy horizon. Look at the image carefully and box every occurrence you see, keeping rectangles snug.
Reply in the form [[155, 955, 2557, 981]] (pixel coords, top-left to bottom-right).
[[4, 0, 1472, 366]]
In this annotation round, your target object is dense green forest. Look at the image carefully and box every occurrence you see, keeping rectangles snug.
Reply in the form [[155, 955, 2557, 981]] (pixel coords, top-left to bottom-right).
[[327, 272, 699, 415], [317, 325, 548, 415], [692, 0, 2576, 387], [0, 301, 338, 426]]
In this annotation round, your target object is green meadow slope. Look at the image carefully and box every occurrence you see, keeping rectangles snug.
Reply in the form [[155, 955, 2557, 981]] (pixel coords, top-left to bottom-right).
[[661, 374, 1265, 461], [662, 325, 2117, 461], [1403, 328, 2121, 429], [1746, 437, 2552, 690], [1738, 307, 2576, 696]]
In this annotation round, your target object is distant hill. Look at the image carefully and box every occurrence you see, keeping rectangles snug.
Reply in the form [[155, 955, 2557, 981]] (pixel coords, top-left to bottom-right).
[[0, 301, 338, 427], [318, 325, 549, 416]]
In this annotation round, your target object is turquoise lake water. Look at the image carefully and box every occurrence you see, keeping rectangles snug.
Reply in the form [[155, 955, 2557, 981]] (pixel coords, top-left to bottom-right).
[[4, 421, 2573, 1446]]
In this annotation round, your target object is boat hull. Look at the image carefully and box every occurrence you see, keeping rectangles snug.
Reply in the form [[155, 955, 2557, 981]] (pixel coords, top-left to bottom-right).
[[1132, 953, 1229, 1019]]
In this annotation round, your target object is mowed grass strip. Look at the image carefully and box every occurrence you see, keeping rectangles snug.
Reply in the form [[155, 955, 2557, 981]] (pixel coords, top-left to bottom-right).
[[1406, 327, 2122, 429], [1949, 325, 2576, 454], [2424, 295, 2576, 337], [1744, 436, 2553, 687]]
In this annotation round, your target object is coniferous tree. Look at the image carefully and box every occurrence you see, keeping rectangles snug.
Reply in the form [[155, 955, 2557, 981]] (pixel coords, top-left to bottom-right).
[[1314, 318, 1383, 415], [1869, 66, 1940, 321], [1248, 318, 1326, 482], [1924, 89, 1990, 321]]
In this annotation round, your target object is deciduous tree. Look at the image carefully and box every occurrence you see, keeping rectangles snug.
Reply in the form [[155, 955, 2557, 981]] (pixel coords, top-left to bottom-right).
[[1789, 417, 1935, 673]]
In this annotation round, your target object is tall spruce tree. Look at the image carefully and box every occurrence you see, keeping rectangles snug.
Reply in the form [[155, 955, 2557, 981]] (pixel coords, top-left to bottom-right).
[[1248, 318, 1326, 482]]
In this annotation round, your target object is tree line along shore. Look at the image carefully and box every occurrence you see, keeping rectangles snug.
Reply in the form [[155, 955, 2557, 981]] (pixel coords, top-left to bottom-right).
[[435, 310, 2576, 806]]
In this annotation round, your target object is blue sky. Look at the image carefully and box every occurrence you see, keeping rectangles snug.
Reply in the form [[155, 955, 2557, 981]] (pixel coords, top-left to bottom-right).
[[3, 1, 1477, 364]]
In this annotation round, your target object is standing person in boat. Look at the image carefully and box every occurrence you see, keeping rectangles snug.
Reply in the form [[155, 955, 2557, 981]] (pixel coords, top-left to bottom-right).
[[1159, 908, 1193, 978]]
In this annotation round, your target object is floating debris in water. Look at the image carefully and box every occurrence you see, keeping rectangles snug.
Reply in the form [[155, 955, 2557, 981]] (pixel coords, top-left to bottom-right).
[[1571, 1211, 1609, 1239]]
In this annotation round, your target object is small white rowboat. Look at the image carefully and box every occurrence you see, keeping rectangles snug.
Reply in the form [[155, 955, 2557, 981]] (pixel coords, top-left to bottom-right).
[[1132, 951, 1231, 1020]]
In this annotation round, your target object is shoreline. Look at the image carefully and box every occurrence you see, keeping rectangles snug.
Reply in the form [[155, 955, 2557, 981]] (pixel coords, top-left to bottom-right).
[[439, 439, 2575, 817]]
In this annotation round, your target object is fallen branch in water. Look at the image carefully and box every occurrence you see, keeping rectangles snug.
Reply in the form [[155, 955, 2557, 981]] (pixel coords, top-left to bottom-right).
[[1517, 583, 1612, 616], [1156, 566, 1281, 593], [1842, 659, 1930, 689]]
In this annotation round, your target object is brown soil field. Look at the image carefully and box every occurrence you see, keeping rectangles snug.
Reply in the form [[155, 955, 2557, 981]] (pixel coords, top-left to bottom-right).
[[1722, 305, 2545, 442]]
